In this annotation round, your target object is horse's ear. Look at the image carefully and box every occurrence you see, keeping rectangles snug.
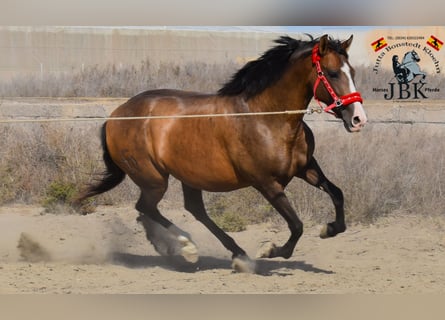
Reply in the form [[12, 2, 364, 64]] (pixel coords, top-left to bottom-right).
[[319, 34, 329, 56], [341, 35, 353, 51]]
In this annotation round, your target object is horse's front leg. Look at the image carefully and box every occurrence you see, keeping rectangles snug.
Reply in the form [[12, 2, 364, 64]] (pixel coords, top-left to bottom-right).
[[297, 157, 346, 238], [256, 182, 303, 259]]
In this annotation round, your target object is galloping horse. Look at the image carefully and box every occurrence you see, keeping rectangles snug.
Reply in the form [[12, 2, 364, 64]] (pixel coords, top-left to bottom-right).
[[75, 34, 367, 273]]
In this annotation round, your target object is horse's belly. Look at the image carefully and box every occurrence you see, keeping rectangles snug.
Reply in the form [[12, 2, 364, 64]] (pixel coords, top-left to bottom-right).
[[165, 157, 244, 192]]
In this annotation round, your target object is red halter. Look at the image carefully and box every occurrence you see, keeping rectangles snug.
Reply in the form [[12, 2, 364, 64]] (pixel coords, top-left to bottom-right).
[[311, 44, 363, 117]]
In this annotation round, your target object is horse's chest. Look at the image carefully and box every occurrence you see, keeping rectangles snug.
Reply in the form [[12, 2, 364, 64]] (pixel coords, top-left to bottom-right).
[[281, 132, 312, 176]]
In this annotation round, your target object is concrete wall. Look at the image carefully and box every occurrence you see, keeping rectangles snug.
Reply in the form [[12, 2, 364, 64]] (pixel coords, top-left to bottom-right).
[[2, 26, 444, 100], [0, 27, 287, 80], [0, 26, 378, 81]]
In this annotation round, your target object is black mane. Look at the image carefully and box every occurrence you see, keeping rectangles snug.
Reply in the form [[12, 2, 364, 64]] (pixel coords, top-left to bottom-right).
[[218, 35, 345, 99]]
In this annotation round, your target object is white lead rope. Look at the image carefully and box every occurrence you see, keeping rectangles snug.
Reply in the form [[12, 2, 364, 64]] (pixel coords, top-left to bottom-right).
[[0, 107, 323, 124]]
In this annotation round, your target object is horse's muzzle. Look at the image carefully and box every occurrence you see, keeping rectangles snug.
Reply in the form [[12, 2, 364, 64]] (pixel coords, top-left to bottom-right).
[[342, 102, 367, 132]]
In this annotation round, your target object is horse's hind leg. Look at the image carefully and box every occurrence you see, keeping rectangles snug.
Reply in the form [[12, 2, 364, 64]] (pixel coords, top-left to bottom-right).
[[136, 182, 198, 263], [297, 157, 346, 238], [182, 183, 255, 273]]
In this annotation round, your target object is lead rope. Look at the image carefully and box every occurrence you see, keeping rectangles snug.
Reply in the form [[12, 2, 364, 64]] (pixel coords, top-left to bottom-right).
[[0, 107, 323, 124], [4, 43, 365, 124]]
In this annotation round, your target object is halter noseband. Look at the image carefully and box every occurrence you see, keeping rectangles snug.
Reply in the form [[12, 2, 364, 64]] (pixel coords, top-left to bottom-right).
[[311, 44, 363, 117]]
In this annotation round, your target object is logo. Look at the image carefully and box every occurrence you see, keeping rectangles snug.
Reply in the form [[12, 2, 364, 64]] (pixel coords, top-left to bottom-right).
[[427, 35, 443, 51], [370, 34, 442, 101], [371, 37, 388, 52], [391, 50, 425, 84]]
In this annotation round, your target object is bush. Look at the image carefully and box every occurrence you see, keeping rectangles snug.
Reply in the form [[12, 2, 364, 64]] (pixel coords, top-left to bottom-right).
[[42, 180, 78, 213], [211, 211, 247, 232]]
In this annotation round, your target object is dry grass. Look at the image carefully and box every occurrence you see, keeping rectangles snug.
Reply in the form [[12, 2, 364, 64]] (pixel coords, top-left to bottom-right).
[[2, 62, 445, 101], [199, 123, 445, 225], [0, 59, 236, 98], [301, 123, 445, 223], [0, 60, 443, 224], [0, 120, 442, 225]]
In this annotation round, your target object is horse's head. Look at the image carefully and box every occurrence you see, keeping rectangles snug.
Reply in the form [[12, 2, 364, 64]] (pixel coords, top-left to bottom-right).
[[411, 50, 420, 62], [311, 35, 367, 133]]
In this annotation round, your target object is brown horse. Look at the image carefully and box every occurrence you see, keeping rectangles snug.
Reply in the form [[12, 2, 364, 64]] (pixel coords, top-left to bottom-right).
[[75, 34, 367, 273]]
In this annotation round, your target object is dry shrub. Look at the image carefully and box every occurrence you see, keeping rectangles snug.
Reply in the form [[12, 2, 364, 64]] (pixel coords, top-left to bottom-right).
[[0, 123, 89, 203], [0, 121, 443, 225], [204, 188, 275, 226], [203, 123, 444, 225], [0, 60, 443, 224], [306, 123, 445, 223], [2, 63, 443, 101], [0, 122, 137, 205], [0, 59, 237, 98]]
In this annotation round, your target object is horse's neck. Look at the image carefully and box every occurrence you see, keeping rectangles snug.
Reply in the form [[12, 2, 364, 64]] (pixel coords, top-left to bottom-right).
[[247, 94, 309, 115], [403, 55, 412, 64], [249, 81, 311, 114]]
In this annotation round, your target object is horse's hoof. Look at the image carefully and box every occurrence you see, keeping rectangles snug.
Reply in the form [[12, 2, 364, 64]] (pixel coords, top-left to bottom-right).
[[320, 223, 346, 239], [178, 235, 199, 263], [256, 242, 277, 258], [232, 256, 256, 273], [320, 225, 330, 239]]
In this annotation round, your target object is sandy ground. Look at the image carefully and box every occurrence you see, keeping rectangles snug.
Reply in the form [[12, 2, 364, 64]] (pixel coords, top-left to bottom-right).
[[0, 204, 444, 294]]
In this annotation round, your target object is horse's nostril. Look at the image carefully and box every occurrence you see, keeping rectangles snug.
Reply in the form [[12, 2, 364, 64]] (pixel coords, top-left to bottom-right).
[[353, 116, 361, 126]]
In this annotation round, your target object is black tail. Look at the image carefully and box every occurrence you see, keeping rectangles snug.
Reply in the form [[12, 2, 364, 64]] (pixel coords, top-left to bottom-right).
[[73, 122, 126, 205]]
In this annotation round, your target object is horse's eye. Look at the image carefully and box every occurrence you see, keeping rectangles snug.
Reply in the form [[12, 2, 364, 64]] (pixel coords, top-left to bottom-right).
[[327, 70, 339, 79]]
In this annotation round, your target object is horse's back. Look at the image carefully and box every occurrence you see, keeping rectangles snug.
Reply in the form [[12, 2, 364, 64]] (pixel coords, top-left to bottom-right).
[[104, 89, 244, 190], [111, 89, 212, 117]]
